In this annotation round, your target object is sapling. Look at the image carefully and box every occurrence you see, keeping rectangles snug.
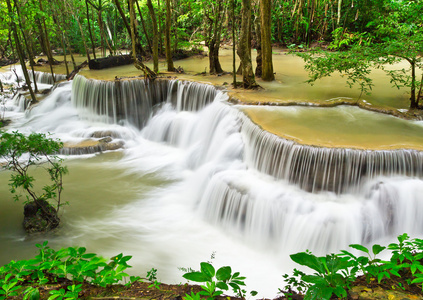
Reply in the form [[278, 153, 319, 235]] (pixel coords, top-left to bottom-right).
[[0, 130, 68, 232]]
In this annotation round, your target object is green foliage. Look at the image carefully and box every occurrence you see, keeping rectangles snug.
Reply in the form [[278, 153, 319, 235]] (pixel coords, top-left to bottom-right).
[[0, 241, 137, 300], [146, 267, 161, 290], [288, 251, 352, 300], [182, 262, 254, 300], [296, 0, 423, 109], [0, 130, 68, 223], [285, 234, 423, 299]]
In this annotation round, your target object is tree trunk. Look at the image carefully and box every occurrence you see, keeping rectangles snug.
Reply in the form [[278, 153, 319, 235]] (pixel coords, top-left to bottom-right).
[[147, 0, 159, 72], [136, 0, 153, 53], [86, 0, 97, 59], [157, 0, 164, 56], [129, 0, 156, 79], [254, 1, 262, 78], [232, 0, 237, 88], [14, 0, 39, 92], [417, 73, 423, 108], [6, 0, 37, 103], [260, 0, 274, 81], [237, 0, 258, 88], [113, 0, 132, 38], [410, 60, 418, 109], [165, 0, 174, 71], [208, 0, 224, 74], [38, 0, 56, 83]]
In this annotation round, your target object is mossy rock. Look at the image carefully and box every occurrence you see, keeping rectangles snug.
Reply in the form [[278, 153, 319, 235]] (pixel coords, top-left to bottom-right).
[[23, 200, 60, 233]]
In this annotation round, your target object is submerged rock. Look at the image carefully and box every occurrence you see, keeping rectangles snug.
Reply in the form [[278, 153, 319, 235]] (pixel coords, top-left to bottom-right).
[[23, 200, 60, 233], [60, 138, 125, 155]]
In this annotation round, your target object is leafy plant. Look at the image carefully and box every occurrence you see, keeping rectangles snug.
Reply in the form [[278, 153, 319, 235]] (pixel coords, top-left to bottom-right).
[[289, 251, 352, 300], [0, 241, 136, 299], [340, 242, 386, 283], [0, 130, 68, 232], [182, 262, 250, 300]]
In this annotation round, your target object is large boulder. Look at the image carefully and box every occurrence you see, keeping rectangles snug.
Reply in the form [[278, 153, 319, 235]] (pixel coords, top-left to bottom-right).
[[23, 200, 60, 233]]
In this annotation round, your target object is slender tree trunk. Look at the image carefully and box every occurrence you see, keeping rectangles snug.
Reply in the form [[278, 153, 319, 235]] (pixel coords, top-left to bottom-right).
[[165, 0, 174, 71], [157, 0, 164, 56], [410, 60, 418, 109], [6, 0, 37, 103], [86, 0, 97, 59], [14, 0, 39, 92], [113, 0, 132, 38], [147, 0, 159, 72], [38, 0, 56, 83], [254, 1, 262, 78], [417, 73, 423, 108], [61, 34, 70, 77], [260, 0, 274, 81], [173, 0, 178, 52], [136, 0, 153, 53], [209, 0, 224, 74], [129, 0, 156, 79], [237, 0, 258, 88], [232, 0, 237, 88]]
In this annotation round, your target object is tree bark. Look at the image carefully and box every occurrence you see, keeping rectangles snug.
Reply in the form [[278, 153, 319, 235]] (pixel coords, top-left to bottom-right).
[[86, 0, 97, 59], [165, 0, 175, 71], [157, 0, 164, 56], [6, 0, 37, 103], [232, 0, 237, 88], [254, 1, 262, 78], [260, 0, 274, 81], [147, 0, 159, 72], [129, 0, 156, 79], [410, 60, 418, 109], [207, 0, 224, 74], [237, 0, 258, 88], [33, 0, 56, 83], [136, 0, 153, 53], [14, 0, 39, 92]]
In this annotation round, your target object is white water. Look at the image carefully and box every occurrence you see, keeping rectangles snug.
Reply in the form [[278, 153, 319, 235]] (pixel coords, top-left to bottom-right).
[[1, 73, 423, 297]]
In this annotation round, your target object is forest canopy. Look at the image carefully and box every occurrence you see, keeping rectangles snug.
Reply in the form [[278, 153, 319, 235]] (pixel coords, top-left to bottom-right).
[[2, 0, 423, 105]]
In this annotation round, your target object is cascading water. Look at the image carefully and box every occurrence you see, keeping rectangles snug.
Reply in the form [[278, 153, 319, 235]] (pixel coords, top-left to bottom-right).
[[71, 75, 217, 129], [1, 72, 423, 296]]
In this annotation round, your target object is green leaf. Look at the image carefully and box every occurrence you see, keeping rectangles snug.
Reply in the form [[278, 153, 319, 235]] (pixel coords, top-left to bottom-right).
[[216, 266, 231, 281], [200, 262, 215, 278], [183, 272, 210, 283], [372, 244, 386, 255], [216, 281, 229, 290], [349, 244, 369, 254], [290, 252, 325, 274]]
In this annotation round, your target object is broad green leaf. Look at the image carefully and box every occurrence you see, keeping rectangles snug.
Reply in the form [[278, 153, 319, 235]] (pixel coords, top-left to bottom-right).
[[372, 244, 386, 255], [349, 244, 369, 254], [290, 252, 325, 274], [183, 272, 210, 283], [216, 281, 229, 290], [200, 262, 215, 278], [216, 266, 231, 281]]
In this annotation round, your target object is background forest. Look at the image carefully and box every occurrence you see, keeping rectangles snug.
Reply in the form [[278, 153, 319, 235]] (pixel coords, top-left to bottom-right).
[[3, 0, 423, 108]]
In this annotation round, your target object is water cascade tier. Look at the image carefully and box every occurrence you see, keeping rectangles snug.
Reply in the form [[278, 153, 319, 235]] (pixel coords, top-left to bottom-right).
[[239, 114, 423, 193], [71, 75, 217, 129]]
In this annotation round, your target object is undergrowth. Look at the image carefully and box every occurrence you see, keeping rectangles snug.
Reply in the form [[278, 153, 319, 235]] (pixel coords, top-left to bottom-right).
[[1, 234, 423, 299]]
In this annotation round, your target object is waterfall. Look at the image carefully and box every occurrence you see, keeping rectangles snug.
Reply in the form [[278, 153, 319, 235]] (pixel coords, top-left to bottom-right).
[[4, 74, 423, 283], [71, 75, 217, 129], [239, 112, 423, 194], [66, 75, 423, 252], [29, 71, 67, 85]]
